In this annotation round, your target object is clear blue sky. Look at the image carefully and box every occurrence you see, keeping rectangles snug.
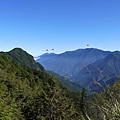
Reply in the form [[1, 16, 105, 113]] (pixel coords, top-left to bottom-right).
[[0, 0, 120, 56]]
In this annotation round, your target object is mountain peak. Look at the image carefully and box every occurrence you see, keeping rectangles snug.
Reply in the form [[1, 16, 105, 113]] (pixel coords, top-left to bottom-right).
[[0, 48, 44, 70], [9, 47, 29, 55]]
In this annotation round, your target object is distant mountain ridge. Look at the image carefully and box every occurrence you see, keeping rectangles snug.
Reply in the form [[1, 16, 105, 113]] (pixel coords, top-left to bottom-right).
[[36, 48, 120, 92], [36, 48, 111, 78]]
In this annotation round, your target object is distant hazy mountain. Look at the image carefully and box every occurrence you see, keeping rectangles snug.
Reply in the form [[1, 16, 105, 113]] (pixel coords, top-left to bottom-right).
[[72, 51, 120, 92], [36, 48, 111, 78], [36, 48, 120, 92]]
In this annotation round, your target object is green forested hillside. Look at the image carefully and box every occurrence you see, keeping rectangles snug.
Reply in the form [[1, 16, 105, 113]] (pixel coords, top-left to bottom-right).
[[47, 70, 82, 92], [0, 55, 84, 119], [0, 48, 44, 70]]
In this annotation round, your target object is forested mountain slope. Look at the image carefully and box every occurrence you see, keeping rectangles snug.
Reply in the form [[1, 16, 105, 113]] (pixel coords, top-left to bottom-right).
[[0, 55, 84, 119], [47, 70, 82, 92], [0, 48, 44, 70]]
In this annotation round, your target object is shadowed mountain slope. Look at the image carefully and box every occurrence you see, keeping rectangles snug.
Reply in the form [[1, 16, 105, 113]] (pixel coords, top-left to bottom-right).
[[0, 54, 84, 119], [73, 52, 120, 92]]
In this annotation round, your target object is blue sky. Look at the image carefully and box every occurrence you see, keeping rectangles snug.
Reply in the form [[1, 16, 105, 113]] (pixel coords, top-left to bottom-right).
[[0, 0, 120, 56]]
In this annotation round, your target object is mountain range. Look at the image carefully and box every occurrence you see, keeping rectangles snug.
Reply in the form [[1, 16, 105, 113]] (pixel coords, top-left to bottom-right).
[[36, 48, 110, 77], [1, 47, 120, 93], [36, 48, 120, 92], [0, 47, 119, 119], [0, 48, 81, 92]]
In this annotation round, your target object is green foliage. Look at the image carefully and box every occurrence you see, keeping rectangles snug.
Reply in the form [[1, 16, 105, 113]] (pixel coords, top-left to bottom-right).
[[87, 79, 120, 120], [0, 55, 83, 119], [80, 88, 87, 114], [47, 71, 82, 92]]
